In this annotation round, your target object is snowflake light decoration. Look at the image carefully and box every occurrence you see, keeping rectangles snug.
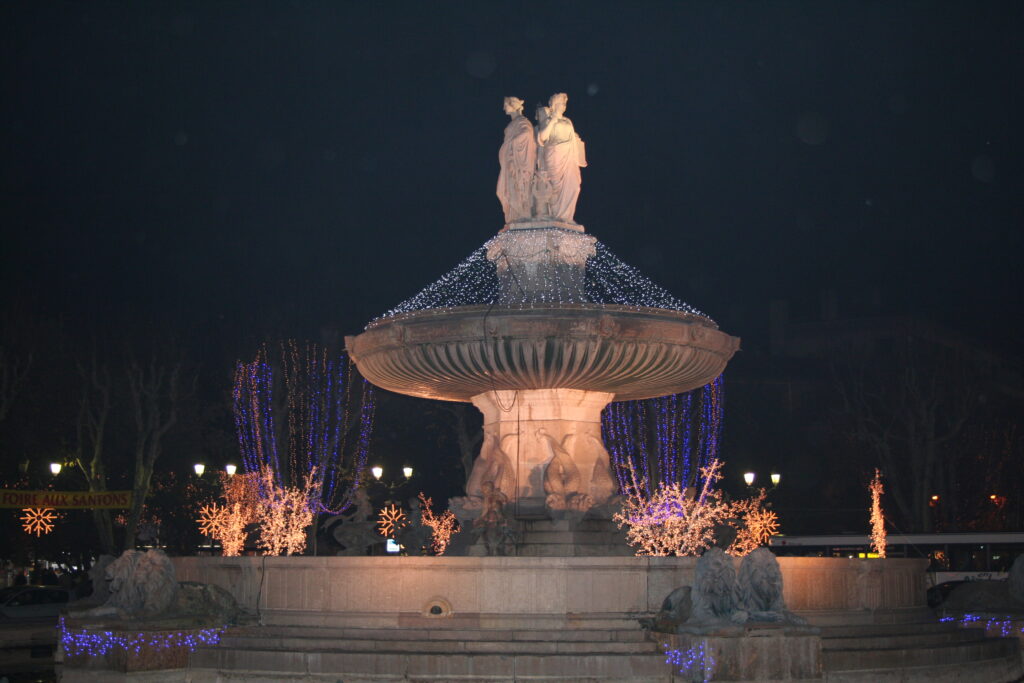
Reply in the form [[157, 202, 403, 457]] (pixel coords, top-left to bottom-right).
[[377, 504, 407, 538], [21, 508, 58, 537], [196, 504, 227, 538], [727, 488, 780, 556]]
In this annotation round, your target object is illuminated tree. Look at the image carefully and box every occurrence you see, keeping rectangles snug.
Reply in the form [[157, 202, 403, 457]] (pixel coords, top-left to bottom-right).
[[869, 468, 887, 558], [418, 493, 459, 555], [195, 473, 261, 556], [254, 466, 319, 556], [614, 459, 731, 556], [233, 342, 375, 516]]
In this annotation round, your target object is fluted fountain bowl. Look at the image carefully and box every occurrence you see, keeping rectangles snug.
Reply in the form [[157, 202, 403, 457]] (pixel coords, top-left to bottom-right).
[[345, 304, 740, 403]]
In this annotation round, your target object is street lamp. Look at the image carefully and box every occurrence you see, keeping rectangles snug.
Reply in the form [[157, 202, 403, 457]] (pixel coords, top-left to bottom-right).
[[370, 465, 414, 500], [225, 464, 237, 477], [770, 472, 781, 486], [49, 462, 62, 476], [743, 471, 781, 490], [193, 463, 206, 476], [743, 472, 756, 486]]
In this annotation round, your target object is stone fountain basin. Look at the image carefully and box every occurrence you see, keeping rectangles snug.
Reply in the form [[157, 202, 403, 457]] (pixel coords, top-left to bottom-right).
[[346, 304, 740, 402]]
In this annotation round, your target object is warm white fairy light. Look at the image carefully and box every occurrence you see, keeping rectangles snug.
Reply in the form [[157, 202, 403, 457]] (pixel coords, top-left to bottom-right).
[[727, 489, 779, 557], [254, 466, 319, 556], [418, 493, 459, 555], [869, 468, 887, 558]]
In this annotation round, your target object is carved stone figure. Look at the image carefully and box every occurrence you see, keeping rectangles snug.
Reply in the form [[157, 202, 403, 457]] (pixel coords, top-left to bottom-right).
[[690, 547, 739, 622], [534, 93, 586, 223], [83, 549, 179, 619], [465, 432, 516, 503], [540, 429, 593, 513], [583, 432, 617, 506], [472, 481, 515, 555], [497, 96, 537, 224], [738, 548, 785, 613], [326, 488, 378, 556]]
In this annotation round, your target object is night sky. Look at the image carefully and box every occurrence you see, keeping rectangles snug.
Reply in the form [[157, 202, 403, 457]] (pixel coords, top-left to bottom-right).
[[1, 3, 1021, 366], [1, 2, 1023, 538]]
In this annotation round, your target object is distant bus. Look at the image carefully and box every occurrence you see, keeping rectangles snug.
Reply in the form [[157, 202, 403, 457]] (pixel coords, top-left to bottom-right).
[[769, 532, 1024, 584]]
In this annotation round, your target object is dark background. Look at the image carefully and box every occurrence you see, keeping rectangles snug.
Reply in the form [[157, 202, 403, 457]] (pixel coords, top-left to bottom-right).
[[1, 1, 1021, 548]]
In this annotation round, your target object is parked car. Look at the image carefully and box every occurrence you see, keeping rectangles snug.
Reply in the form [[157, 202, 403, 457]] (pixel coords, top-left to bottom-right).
[[0, 585, 71, 619]]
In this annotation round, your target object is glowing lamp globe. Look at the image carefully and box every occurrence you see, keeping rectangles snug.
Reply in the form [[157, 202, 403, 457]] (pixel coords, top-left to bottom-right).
[[225, 464, 237, 477], [403, 466, 413, 479], [371, 466, 384, 480], [49, 462, 62, 475], [770, 472, 781, 486], [193, 463, 206, 476], [743, 472, 756, 486]]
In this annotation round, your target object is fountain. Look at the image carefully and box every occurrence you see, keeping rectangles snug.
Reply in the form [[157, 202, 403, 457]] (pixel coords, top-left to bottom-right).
[[347, 92, 739, 546], [159, 94, 1005, 683]]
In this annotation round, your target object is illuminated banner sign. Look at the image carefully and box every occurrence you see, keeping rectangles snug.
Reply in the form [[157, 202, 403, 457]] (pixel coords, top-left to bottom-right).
[[0, 490, 133, 509]]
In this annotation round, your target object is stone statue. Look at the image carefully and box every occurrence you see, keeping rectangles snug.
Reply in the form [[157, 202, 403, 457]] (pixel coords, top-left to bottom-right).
[[465, 432, 516, 503], [690, 547, 740, 622], [326, 488, 378, 556], [497, 96, 537, 224], [82, 549, 179, 619], [534, 93, 586, 223], [737, 548, 806, 624], [473, 480, 514, 555], [71, 548, 239, 623], [540, 429, 593, 513]]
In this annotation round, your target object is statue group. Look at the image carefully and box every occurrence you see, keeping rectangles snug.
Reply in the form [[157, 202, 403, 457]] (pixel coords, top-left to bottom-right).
[[497, 92, 587, 225]]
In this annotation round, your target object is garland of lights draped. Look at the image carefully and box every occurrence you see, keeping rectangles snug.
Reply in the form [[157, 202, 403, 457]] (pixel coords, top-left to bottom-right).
[[601, 375, 724, 496], [232, 341, 375, 515], [373, 237, 707, 321]]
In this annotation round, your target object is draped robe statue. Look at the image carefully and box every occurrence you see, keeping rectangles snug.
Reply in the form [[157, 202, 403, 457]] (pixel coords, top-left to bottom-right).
[[535, 92, 587, 223], [496, 97, 537, 224]]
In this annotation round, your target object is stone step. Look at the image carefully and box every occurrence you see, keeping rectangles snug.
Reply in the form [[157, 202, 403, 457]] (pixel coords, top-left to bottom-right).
[[800, 607, 936, 627], [190, 648, 674, 681], [821, 628, 989, 650], [228, 625, 650, 643], [262, 611, 643, 632], [818, 620, 963, 638], [822, 635, 1020, 672], [216, 635, 660, 655]]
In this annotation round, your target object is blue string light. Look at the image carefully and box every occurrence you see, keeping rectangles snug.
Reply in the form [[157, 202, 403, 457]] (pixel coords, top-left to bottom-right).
[[602, 375, 725, 495], [233, 344, 376, 515], [663, 641, 716, 681], [59, 617, 224, 658]]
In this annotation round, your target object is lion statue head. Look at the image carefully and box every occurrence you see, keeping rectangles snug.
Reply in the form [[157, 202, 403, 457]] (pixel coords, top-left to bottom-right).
[[690, 547, 739, 621], [737, 547, 785, 613], [103, 548, 178, 617]]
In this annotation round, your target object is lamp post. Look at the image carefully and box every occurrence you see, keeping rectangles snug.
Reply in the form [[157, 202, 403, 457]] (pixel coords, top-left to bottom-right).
[[193, 463, 206, 477], [225, 464, 237, 477], [742, 470, 781, 491], [370, 465, 414, 503], [49, 462, 62, 476]]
